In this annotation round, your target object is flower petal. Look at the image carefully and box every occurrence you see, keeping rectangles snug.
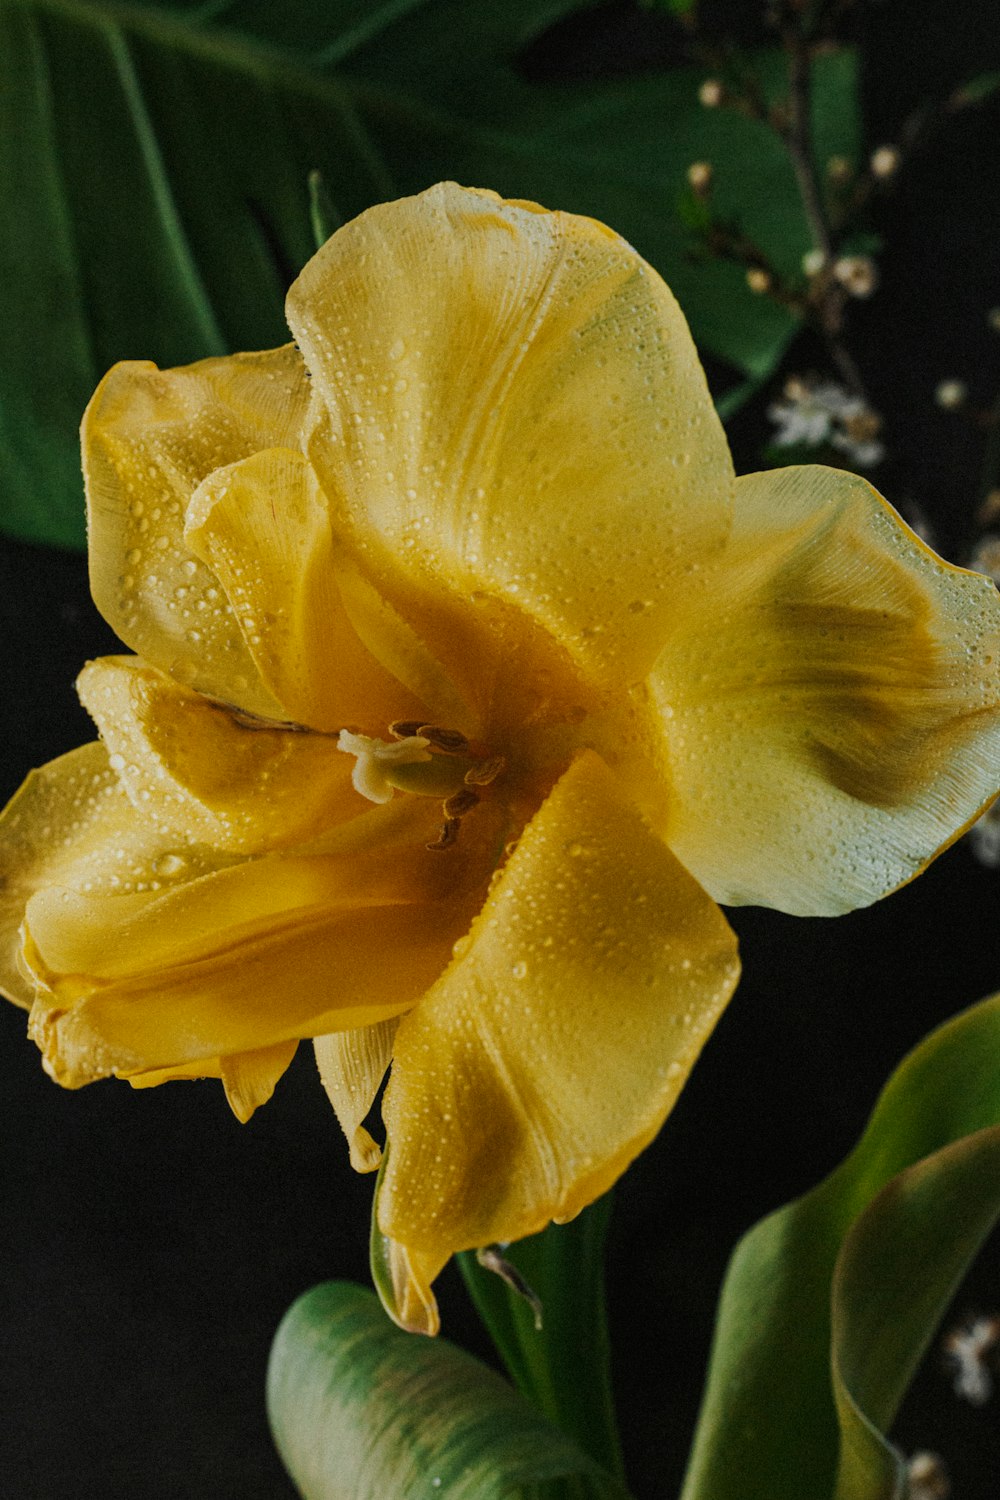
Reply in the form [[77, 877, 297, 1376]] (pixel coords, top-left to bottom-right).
[[652, 465, 1000, 916], [77, 656, 364, 853], [377, 751, 739, 1298], [83, 346, 309, 716], [221, 1039, 299, 1123], [287, 183, 733, 706], [0, 741, 240, 1008], [184, 449, 429, 731], [315, 1019, 398, 1172], [25, 796, 504, 1087]]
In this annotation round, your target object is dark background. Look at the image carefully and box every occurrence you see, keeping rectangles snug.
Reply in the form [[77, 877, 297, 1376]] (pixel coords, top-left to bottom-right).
[[4, 2, 1000, 1497]]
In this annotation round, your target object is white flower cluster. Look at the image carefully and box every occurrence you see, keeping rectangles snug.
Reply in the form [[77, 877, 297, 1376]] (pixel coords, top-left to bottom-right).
[[943, 1314, 1000, 1405], [767, 376, 885, 468]]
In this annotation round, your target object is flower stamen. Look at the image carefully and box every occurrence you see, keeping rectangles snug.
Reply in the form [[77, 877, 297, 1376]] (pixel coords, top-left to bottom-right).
[[426, 818, 461, 852], [343, 722, 505, 851], [390, 721, 470, 755]]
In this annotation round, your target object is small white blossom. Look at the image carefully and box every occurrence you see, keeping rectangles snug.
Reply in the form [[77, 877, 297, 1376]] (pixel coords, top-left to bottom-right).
[[870, 144, 901, 180], [943, 1315, 1000, 1404], [834, 255, 879, 298], [768, 377, 884, 466], [905, 1452, 950, 1500], [934, 379, 967, 410]]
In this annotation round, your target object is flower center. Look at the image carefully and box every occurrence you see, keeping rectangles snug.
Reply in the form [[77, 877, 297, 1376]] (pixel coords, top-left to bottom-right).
[[337, 720, 505, 851]]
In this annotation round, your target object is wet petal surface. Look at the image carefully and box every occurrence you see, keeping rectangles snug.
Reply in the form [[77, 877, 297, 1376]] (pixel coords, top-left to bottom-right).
[[287, 183, 733, 715], [653, 465, 1000, 915], [185, 449, 428, 731], [78, 656, 364, 853], [84, 346, 310, 715], [25, 797, 504, 1085], [378, 751, 739, 1303]]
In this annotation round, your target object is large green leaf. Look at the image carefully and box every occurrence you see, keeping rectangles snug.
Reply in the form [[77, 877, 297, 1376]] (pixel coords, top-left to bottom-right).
[[3, 0, 858, 548], [266, 1280, 631, 1500], [680, 989, 1000, 1500], [458, 1195, 624, 1481]]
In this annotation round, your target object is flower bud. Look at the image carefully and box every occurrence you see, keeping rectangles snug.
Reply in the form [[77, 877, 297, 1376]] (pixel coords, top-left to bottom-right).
[[826, 154, 853, 185], [745, 267, 771, 295], [686, 161, 713, 195], [833, 255, 878, 298], [870, 144, 900, 179], [802, 248, 828, 278], [698, 78, 724, 108], [934, 379, 966, 410]]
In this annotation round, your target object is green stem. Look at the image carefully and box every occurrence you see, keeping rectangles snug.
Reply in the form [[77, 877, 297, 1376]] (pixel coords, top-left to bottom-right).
[[458, 1194, 626, 1484]]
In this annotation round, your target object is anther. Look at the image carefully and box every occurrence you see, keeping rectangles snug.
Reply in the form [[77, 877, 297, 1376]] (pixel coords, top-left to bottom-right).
[[389, 720, 427, 740], [426, 818, 461, 852], [464, 755, 506, 787], [420, 725, 470, 754], [444, 787, 480, 819]]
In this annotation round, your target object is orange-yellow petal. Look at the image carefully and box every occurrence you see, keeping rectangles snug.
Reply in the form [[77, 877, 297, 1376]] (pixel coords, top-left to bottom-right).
[[83, 346, 309, 716], [0, 741, 240, 1008], [652, 465, 1000, 916], [377, 751, 739, 1292], [315, 1020, 398, 1172], [287, 183, 734, 711], [25, 797, 503, 1086], [77, 655, 364, 853], [184, 449, 429, 731]]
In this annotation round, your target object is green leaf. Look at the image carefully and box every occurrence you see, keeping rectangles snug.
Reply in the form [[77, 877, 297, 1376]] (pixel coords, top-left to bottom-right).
[[0, 0, 394, 549], [458, 1195, 624, 1481], [267, 1281, 632, 1500], [4, 0, 857, 548], [680, 989, 1000, 1500]]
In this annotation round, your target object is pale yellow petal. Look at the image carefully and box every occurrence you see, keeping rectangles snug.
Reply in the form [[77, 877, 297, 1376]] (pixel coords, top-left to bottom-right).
[[184, 449, 428, 731], [25, 797, 504, 1087], [221, 1039, 298, 1123], [378, 752, 739, 1274], [652, 465, 1000, 916], [83, 346, 309, 715], [315, 1019, 398, 1171], [288, 182, 733, 710], [0, 741, 240, 1008], [77, 656, 364, 853]]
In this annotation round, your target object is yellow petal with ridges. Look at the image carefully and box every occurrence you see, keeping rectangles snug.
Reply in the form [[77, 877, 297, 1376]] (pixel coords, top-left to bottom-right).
[[0, 741, 241, 1008], [184, 449, 428, 732], [25, 797, 502, 1086], [653, 465, 1000, 916], [315, 1019, 398, 1172], [77, 656, 364, 854], [288, 183, 733, 710], [378, 751, 739, 1277], [83, 346, 309, 716]]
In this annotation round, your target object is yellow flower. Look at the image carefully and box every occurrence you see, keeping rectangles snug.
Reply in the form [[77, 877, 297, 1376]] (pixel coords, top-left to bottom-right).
[[3, 184, 1000, 1334]]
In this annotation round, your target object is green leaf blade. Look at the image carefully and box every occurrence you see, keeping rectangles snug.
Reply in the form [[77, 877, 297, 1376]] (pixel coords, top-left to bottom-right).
[[680, 990, 1000, 1500], [267, 1281, 631, 1500]]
